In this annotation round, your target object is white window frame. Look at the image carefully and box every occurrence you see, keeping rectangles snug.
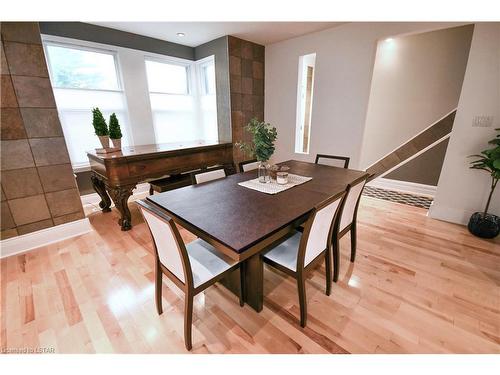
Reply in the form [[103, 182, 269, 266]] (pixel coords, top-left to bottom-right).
[[195, 55, 217, 96], [42, 35, 133, 171], [43, 40, 124, 92], [41, 34, 219, 172], [144, 54, 217, 144], [144, 55, 193, 95]]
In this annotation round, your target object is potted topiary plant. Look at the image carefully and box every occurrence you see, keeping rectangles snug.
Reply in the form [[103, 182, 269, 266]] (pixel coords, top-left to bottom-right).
[[109, 113, 122, 150], [236, 118, 278, 183], [92, 107, 109, 148], [468, 128, 500, 238]]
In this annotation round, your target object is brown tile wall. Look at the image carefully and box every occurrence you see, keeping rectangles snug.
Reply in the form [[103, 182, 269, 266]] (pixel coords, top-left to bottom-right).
[[228, 36, 265, 165], [1, 22, 84, 240]]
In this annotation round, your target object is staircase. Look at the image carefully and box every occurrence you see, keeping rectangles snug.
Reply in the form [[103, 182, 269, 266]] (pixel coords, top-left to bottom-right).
[[366, 110, 456, 181]]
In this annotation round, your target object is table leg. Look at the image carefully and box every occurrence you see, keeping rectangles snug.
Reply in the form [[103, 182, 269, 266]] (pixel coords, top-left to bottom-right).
[[107, 184, 135, 231], [90, 173, 111, 212], [242, 253, 264, 312]]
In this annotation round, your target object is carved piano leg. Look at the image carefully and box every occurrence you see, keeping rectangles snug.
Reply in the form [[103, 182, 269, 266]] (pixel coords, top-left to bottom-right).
[[107, 185, 135, 231], [90, 173, 111, 212]]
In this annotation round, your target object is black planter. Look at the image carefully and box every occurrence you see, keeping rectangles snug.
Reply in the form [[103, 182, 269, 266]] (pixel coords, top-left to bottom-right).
[[468, 212, 500, 239]]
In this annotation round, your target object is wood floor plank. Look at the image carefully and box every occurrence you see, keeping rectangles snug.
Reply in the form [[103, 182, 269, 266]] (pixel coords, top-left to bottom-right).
[[1, 196, 499, 353]]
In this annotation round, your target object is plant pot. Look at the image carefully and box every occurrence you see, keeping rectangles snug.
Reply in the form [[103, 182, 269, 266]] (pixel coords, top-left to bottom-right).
[[98, 135, 110, 149], [467, 212, 500, 239], [111, 138, 121, 150]]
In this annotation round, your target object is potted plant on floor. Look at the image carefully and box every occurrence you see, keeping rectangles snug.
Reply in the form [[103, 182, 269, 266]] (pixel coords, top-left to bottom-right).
[[468, 128, 500, 238], [236, 118, 278, 183], [92, 107, 109, 149], [109, 113, 122, 150]]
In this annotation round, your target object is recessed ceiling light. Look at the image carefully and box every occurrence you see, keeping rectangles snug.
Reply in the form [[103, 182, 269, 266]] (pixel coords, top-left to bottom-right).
[[176, 32, 186, 37]]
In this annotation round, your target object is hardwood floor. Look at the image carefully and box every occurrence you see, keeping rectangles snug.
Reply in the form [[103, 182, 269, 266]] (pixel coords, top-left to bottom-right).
[[1, 196, 499, 354]]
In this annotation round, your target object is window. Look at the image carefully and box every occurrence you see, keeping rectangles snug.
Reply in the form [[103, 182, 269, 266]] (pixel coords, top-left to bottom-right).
[[44, 42, 130, 168], [145, 56, 218, 144], [295, 53, 316, 154], [45, 44, 120, 90], [145, 60, 189, 94]]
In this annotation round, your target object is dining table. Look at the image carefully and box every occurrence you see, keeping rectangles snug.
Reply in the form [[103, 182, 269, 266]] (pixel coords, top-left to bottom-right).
[[146, 160, 368, 312]]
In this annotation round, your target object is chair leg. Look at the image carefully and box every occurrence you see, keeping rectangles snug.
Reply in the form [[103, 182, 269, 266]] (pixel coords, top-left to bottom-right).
[[155, 260, 163, 315], [297, 275, 307, 328], [325, 249, 332, 296], [239, 266, 245, 307], [350, 223, 357, 262], [333, 237, 340, 282], [184, 293, 193, 351]]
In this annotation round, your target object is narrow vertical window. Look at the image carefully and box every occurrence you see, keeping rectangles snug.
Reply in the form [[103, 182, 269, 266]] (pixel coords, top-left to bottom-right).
[[295, 53, 316, 154]]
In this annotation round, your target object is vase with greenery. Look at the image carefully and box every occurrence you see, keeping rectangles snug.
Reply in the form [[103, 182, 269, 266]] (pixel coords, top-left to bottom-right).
[[236, 118, 278, 183], [468, 127, 500, 238], [109, 113, 122, 150], [92, 107, 109, 148]]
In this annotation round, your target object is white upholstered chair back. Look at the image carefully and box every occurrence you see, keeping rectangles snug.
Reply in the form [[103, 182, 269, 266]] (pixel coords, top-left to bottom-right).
[[303, 197, 342, 267], [140, 208, 186, 283], [317, 158, 345, 168], [339, 179, 366, 231], [194, 169, 226, 184], [242, 161, 260, 172]]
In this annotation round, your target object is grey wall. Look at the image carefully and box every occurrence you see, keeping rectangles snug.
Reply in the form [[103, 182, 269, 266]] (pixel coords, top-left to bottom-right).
[[195, 36, 232, 142], [360, 24, 474, 168], [39, 22, 194, 60], [385, 138, 450, 186]]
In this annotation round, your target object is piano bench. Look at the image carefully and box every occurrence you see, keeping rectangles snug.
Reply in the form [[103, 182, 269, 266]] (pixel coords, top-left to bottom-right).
[[149, 173, 193, 195]]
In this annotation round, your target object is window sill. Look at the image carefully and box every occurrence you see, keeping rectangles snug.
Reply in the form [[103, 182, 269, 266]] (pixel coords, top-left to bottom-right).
[[72, 164, 91, 173]]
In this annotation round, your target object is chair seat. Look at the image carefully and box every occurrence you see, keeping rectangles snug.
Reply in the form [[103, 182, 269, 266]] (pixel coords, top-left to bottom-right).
[[263, 231, 302, 272], [187, 239, 237, 288]]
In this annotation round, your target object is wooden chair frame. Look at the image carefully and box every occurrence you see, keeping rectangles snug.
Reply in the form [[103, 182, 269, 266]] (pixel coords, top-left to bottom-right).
[[136, 199, 243, 350], [238, 159, 258, 173], [331, 175, 368, 282], [262, 191, 346, 327], [315, 154, 350, 169]]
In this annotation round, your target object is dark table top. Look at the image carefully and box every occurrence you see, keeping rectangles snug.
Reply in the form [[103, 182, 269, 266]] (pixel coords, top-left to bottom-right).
[[147, 160, 368, 254]]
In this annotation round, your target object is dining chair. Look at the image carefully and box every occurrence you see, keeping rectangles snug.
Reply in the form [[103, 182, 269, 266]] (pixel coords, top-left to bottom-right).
[[262, 192, 345, 327], [315, 154, 350, 169], [137, 199, 243, 351], [238, 159, 259, 172], [190, 166, 227, 185], [331, 175, 368, 282]]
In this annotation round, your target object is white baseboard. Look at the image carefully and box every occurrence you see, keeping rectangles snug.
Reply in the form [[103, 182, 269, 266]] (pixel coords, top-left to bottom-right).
[[0, 218, 92, 259], [367, 178, 437, 197], [81, 182, 150, 207], [427, 203, 472, 226]]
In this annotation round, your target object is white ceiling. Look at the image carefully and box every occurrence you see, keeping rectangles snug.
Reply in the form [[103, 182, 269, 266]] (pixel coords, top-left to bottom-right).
[[91, 22, 343, 47]]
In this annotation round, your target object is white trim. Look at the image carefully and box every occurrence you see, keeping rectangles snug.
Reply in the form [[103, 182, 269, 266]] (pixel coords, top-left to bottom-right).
[[368, 177, 437, 197], [73, 164, 91, 173], [364, 108, 457, 171], [375, 134, 451, 179], [427, 203, 472, 226], [0, 218, 92, 259], [81, 182, 150, 207]]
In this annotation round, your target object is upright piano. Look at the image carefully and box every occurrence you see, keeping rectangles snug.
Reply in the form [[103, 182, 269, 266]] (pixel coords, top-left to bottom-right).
[[87, 141, 234, 230]]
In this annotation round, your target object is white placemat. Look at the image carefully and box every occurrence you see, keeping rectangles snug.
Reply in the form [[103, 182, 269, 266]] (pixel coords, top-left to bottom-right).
[[238, 173, 312, 194]]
